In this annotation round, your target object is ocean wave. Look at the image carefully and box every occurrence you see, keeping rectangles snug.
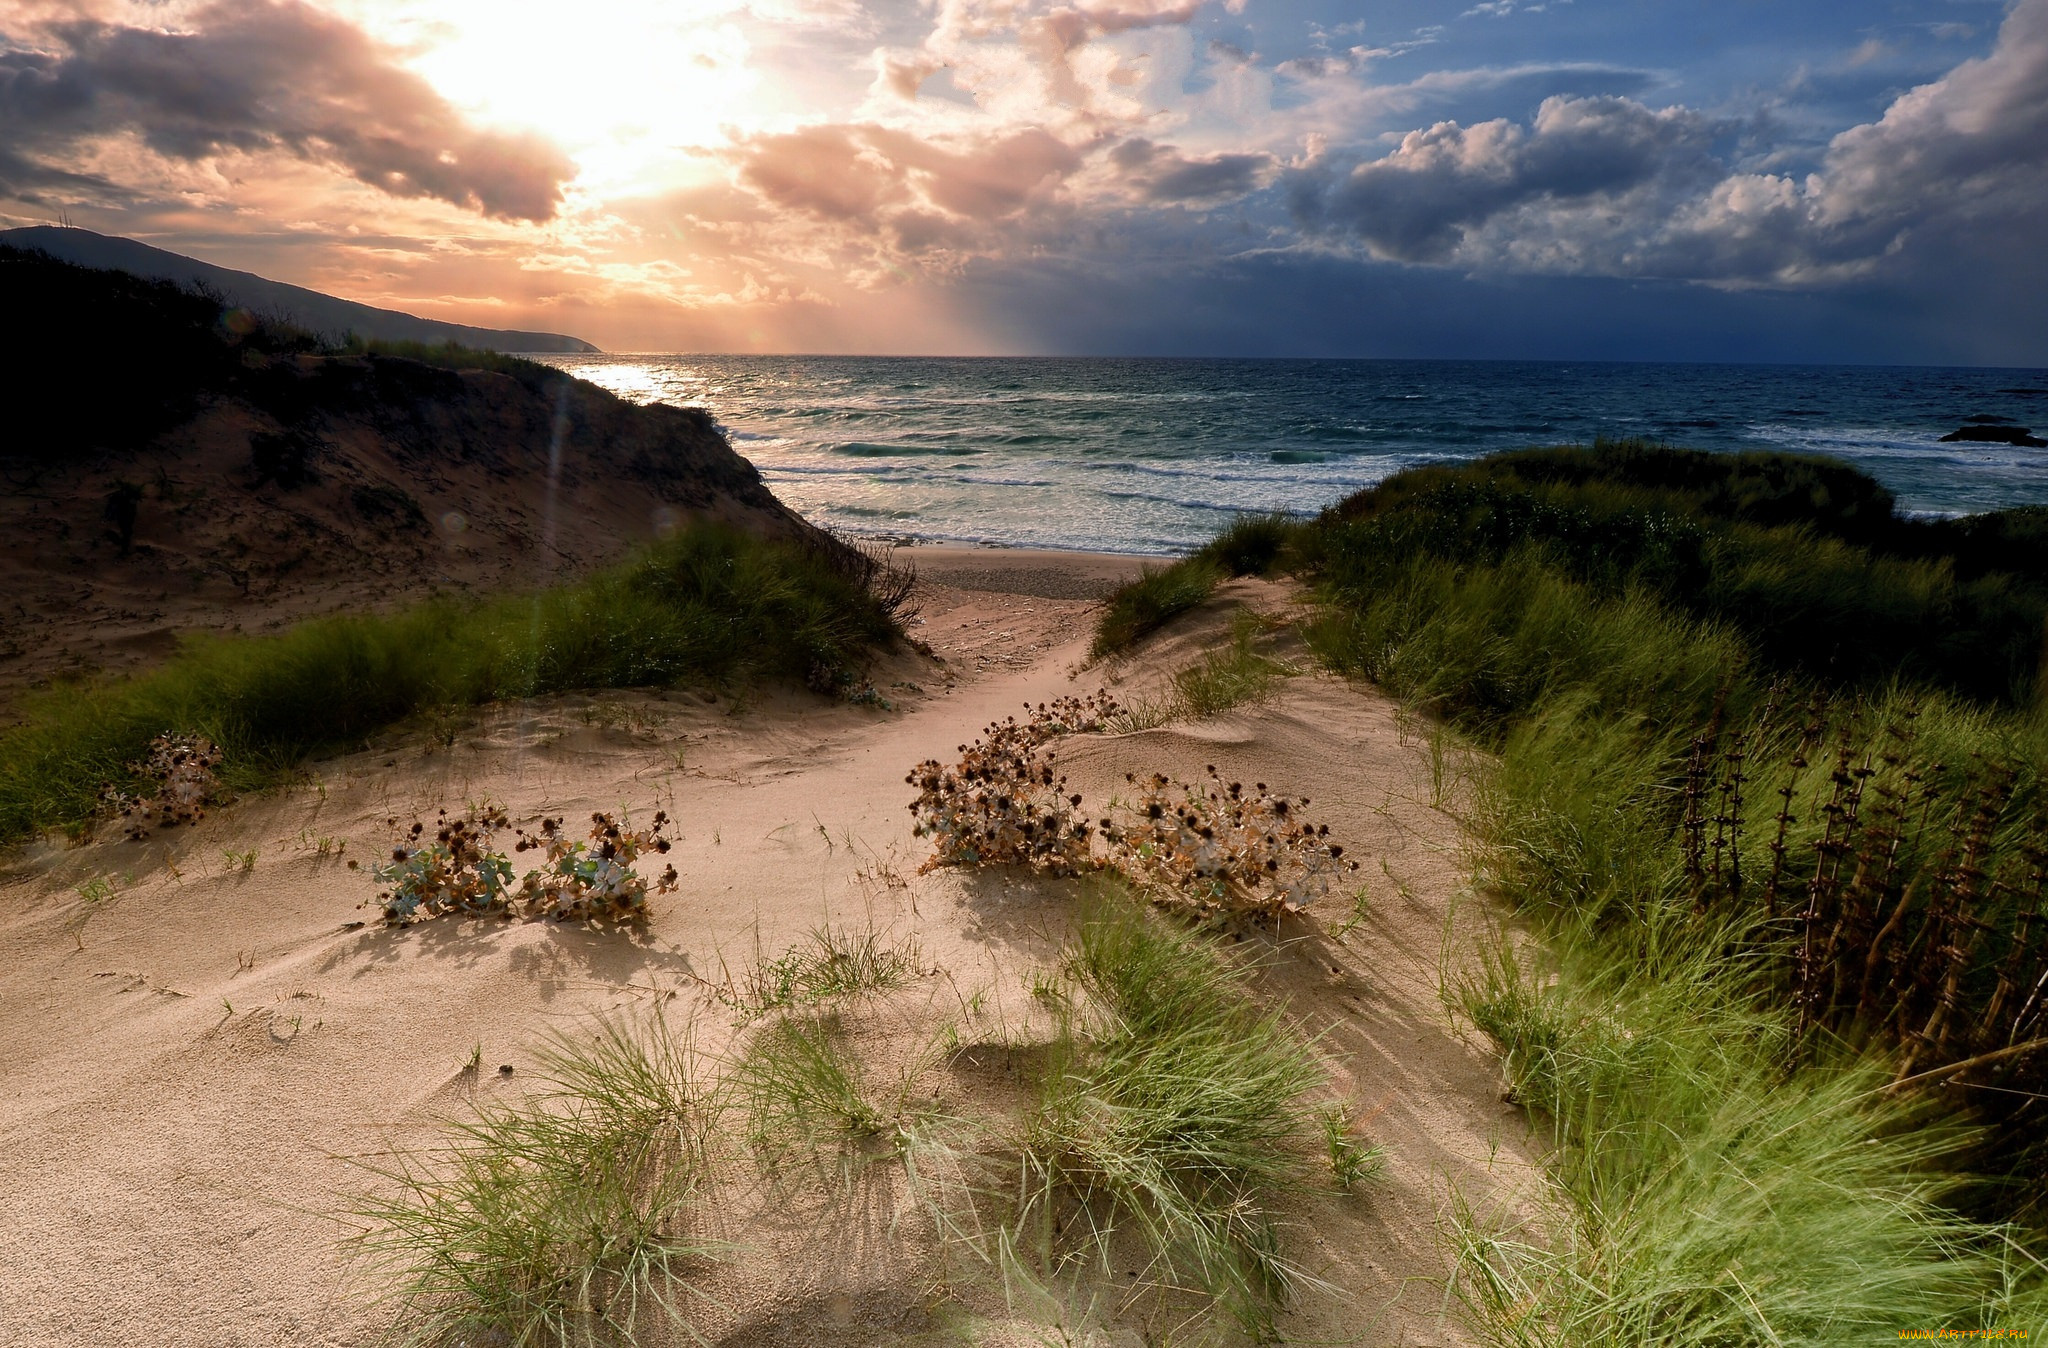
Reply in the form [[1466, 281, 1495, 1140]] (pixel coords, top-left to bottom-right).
[[830, 441, 983, 457]]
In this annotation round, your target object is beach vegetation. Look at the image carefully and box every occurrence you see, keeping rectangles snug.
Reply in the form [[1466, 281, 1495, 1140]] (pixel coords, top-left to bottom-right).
[[720, 923, 925, 1019], [511, 812, 678, 924], [365, 808, 679, 926], [1090, 559, 1222, 660], [1194, 512, 1301, 579], [1254, 440, 2048, 1334], [1012, 897, 1329, 1337], [100, 732, 222, 839], [0, 522, 906, 849], [1102, 609, 1295, 731], [734, 1013, 896, 1152], [351, 1012, 717, 1348], [907, 694, 1355, 923]]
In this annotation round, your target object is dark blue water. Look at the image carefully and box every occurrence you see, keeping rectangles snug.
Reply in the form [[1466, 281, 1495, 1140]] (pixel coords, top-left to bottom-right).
[[536, 356, 2048, 554]]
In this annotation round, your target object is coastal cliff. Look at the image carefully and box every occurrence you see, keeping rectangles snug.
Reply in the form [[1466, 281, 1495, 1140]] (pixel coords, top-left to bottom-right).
[[0, 245, 807, 700]]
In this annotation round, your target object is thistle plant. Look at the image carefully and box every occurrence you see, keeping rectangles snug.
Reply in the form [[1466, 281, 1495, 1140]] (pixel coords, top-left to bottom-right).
[[513, 812, 678, 924], [905, 694, 1122, 875], [101, 732, 222, 839], [366, 808, 517, 924], [907, 695, 1354, 923], [1104, 768, 1356, 923], [362, 808, 677, 926]]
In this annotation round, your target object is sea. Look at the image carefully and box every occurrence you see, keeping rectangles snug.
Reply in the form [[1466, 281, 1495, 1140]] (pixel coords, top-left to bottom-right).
[[533, 356, 2048, 556]]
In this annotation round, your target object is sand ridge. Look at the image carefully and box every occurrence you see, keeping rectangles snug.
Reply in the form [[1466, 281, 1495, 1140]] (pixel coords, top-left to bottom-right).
[[0, 547, 1538, 1347]]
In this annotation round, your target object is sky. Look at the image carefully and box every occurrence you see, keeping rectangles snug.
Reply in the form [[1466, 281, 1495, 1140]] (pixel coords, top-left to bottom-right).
[[1, 0, 2044, 362]]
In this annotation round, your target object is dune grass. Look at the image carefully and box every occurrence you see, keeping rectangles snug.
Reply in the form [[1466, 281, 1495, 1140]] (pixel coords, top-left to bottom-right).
[[1452, 928, 2027, 1346], [1013, 897, 1326, 1337], [1089, 513, 1307, 662], [1194, 512, 1300, 579], [1264, 442, 2048, 1337], [734, 1014, 896, 1153], [0, 522, 904, 847], [1107, 609, 1294, 731], [1090, 559, 1223, 660], [720, 924, 924, 1020], [351, 1014, 716, 1348]]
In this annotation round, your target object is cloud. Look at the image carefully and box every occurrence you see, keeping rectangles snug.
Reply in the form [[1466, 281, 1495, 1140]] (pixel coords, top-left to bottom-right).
[[1108, 138, 1275, 203], [1289, 0, 2048, 288], [0, 0, 574, 220], [1299, 95, 1714, 262], [738, 122, 1082, 226]]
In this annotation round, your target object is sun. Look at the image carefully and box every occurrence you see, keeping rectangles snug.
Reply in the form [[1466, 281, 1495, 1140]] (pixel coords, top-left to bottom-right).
[[336, 0, 766, 190]]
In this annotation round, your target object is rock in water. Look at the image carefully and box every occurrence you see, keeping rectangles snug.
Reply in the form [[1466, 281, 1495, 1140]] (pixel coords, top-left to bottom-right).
[[1940, 425, 2047, 447]]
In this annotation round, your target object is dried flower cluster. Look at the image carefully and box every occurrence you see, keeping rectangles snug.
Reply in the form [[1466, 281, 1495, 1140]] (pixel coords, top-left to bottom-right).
[[360, 808, 676, 926], [364, 808, 517, 923], [907, 694, 1354, 923], [905, 694, 1122, 875], [1105, 768, 1355, 923], [102, 733, 222, 839], [514, 812, 679, 923]]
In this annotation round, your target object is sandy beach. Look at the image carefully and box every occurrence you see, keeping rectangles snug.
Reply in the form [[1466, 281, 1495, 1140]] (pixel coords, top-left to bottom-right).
[[0, 544, 1537, 1347]]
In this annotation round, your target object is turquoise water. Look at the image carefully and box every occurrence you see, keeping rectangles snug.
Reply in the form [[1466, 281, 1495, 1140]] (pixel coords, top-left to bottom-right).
[[536, 356, 2048, 554]]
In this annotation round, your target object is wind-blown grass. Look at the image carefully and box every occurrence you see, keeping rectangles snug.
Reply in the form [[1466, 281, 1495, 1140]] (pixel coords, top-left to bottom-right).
[[1453, 927, 2018, 1346], [1219, 441, 2048, 1335], [1107, 609, 1294, 731], [720, 924, 924, 1019], [1090, 559, 1222, 660], [1014, 898, 1326, 1337], [734, 1014, 893, 1151], [0, 522, 904, 847], [351, 1014, 717, 1348]]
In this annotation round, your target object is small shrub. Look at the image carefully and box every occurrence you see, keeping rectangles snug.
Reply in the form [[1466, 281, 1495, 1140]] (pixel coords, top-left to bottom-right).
[[101, 733, 221, 839], [367, 808, 517, 923], [908, 696, 1353, 923], [906, 694, 1122, 875], [513, 812, 678, 924], [1104, 769, 1355, 924]]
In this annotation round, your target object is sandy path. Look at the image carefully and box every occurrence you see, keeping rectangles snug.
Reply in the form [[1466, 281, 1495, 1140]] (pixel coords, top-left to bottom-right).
[[0, 548, 1536, 1347]]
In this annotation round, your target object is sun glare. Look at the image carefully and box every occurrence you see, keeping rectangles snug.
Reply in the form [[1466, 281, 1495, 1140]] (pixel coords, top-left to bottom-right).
[[341, 0, 765, 189]]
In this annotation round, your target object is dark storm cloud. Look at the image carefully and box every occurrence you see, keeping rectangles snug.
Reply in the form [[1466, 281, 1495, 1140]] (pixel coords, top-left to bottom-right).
[[1109, 139, 1275, 205], [0, 0, 574, 221], [1289, 0, 2048, 290]]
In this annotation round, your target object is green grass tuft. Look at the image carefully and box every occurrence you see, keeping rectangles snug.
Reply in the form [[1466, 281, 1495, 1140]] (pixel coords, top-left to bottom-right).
[[1194, 513, 1303, 579], [1107, 609, 1294, 732], [1090, 558, 1222, 661], [0, 522, 902, 847], [1015, 896, 1325, 1336], [722, 924, 923, 1019], [350, 1014, 716, 1348], [734, 1014, 893, 1153]]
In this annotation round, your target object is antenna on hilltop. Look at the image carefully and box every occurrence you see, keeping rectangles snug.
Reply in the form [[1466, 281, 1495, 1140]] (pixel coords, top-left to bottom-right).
[[57, 209, 72, 228]]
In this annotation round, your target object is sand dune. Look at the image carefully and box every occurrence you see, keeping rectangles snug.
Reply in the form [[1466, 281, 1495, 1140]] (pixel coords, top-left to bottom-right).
[[0, 547, 1537, 1346]]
